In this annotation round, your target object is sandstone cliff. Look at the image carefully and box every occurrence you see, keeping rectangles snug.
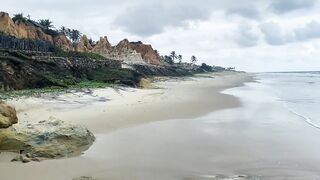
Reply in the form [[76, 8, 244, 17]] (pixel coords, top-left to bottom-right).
[[91, 36, 112, 54], [76, 35, 93, 52], [129, 41, 162, 65], [0, 11, 163, 65], [0, 12, 73, 51], [92, 38, 162, 65]]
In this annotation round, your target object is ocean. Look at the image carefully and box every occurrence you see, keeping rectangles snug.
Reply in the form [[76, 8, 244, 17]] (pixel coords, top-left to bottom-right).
[[257, 71, 320, 129]]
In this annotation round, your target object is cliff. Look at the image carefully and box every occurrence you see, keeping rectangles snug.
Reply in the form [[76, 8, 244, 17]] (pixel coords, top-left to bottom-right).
[[92, 38, 162, 65], [129, 41, 162, 65], [0, 50, 143, 90], [0, 12, 73, 51], [0, 12, 163, 65]]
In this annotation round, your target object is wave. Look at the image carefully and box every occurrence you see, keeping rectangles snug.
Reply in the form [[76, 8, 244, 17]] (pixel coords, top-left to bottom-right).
[[284, 103, 320, 130]]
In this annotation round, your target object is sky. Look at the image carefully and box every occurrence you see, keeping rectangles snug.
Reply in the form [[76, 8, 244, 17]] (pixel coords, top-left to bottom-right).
[[2, 0, 320, 72]]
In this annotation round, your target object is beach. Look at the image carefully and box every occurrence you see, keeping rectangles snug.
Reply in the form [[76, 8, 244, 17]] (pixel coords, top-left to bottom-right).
[[1, 71, 320, 180], [0, 72, 250, 179]]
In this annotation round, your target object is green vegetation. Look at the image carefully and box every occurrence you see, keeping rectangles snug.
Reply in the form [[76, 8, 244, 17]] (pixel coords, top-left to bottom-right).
[[177, 55, 183, 64], [191, 55, 197, 64], [70, 81, 112, 89], [59, 27, 81, 43], [12, 13, 28, 24], [52, 50, 106, 60], [44, 74, 77, 87], [38, 19, 54, 30], [200, 63, 213, 72], [0, 80, 112, 99], [161, 51, 183, 65]]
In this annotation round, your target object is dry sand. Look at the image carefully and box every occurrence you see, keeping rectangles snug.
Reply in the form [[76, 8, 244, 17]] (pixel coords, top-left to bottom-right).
[[0, 72, 252, 180]]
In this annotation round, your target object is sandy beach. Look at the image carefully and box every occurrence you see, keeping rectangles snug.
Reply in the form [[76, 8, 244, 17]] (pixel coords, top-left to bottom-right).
[[7, 72, 250, 134], [0, 72, 252, 180]]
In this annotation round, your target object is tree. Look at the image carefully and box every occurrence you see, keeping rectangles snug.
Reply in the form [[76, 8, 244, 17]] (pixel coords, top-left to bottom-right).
[[177, 55, 182, 63], [39, 19, 54, 29], [191, 55, 197, 64], [68, 29, 81, 43], [60, 26, 67, 35], [170, 51, 177, 63], [200, 63, 213, 71], [88, 38, 94, 46], [154, 50, 160, 56], [162, 55, 174, 65], [12, 13, 27, 23]]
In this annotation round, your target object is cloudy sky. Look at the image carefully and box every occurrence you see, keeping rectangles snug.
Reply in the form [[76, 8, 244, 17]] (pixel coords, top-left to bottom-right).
[[2, 0, 320, 72]]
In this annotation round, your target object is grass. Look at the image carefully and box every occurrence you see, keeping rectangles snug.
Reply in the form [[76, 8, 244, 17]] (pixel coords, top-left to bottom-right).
[[0, 80, 113, 99], [70, 81, 112, 89]]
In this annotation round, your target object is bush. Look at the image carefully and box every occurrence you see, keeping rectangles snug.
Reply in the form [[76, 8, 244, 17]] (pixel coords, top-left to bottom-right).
[[200, 63, 213, 72]]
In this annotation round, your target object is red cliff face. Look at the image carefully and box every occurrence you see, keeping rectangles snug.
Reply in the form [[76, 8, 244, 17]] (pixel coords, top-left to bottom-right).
[[76, 35, 93, 52], [108, 39, 162, 65], [53, 34, 73, 51], [0, 11, 73, 51], [128, 42, 162, 65], [92, 36, 112, 54]]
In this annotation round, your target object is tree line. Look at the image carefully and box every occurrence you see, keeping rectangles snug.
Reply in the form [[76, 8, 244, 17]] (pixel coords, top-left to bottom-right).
[[161, 51, 198, 65], [12, 13, 83, 44]]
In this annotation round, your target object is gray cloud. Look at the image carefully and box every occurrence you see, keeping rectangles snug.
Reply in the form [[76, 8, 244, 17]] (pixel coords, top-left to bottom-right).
[[235, 24, 260, 47], [295, 21, 320, 41], [270, 0, 317, 13], [259, 21, 320, 45], [226, 7, 261, 20], [259, 22, 292, 45], [114, 1, 212, 36]]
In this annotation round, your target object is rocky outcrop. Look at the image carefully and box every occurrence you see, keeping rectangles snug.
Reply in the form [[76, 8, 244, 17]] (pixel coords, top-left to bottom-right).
[[0, 102, 18, 128], [129, 41, 162, 65], [53, 34, 73, 51], [0, 12, 20, 38], [0, 118, 95, 158], [91, 36, 112, 55], [92, 38, 145, 64], [76, 35, 93, 52]]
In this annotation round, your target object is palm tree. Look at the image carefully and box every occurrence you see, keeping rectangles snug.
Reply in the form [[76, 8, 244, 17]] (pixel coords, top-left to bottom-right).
[[177, 55, 183, 63], [191, 55, 197, 64], [12, 13, 27, 23], [39, 19, 54, 29], [69, 29, 81, 43], [170, 51, 177, 63], [60, 26, 67, 35]]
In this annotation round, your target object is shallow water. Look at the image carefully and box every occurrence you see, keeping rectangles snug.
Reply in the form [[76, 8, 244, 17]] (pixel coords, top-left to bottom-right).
[[80, 74, 320, 179], [257, 72, 320, 129]]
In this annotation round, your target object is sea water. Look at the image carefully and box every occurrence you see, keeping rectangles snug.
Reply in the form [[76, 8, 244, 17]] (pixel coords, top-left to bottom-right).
[[257, 72, 320, 129]]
